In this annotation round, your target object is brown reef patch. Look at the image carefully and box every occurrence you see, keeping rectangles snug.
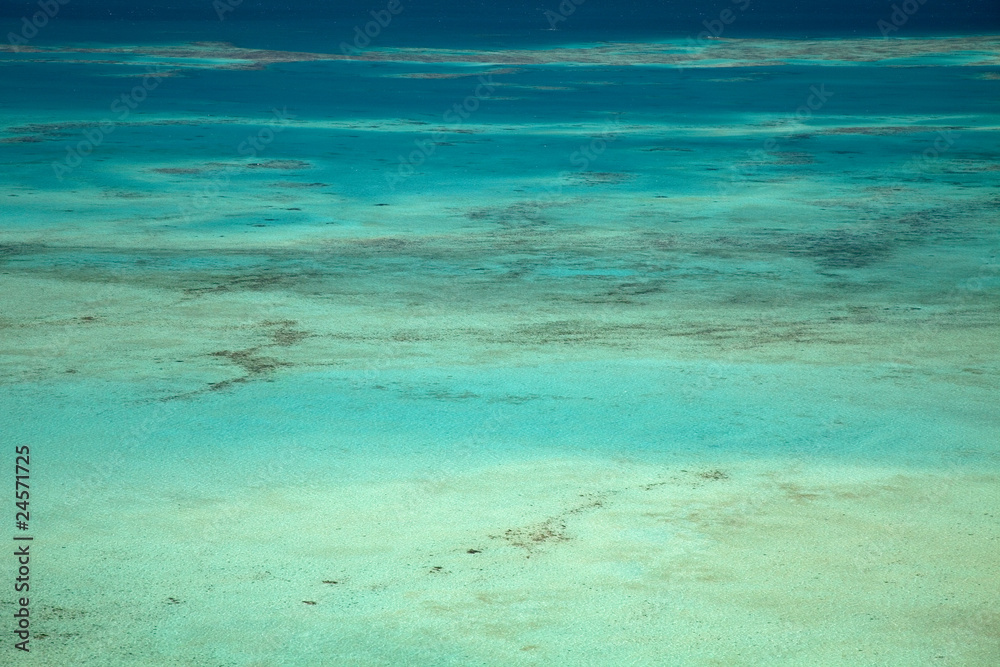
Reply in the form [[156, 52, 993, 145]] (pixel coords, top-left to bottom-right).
[[9, 36, 997, 71], [495, 519, 569, 550], [244, 159, 311, 170], [819, 125, 963, 136], [0, 136, 43, 143], [271, 181, 329, 188], [391, 67, 521, 79], [567, 171, 634, 186], [150, 167, 203, 175]]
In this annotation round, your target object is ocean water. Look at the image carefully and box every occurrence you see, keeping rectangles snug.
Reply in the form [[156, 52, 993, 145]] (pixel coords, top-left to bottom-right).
[[1, 6, 999, 666]]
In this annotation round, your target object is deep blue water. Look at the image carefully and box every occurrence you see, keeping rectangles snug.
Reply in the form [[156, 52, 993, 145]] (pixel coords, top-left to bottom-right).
[[3, 0, 1000, 36]]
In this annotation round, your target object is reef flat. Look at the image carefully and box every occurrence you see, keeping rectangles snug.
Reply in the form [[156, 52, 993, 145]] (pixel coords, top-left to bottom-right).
[[3, 35, 1000, 70]]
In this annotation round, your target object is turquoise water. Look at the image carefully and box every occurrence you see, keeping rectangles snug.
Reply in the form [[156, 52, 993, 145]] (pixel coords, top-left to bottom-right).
[[1, 21, 999, 665]]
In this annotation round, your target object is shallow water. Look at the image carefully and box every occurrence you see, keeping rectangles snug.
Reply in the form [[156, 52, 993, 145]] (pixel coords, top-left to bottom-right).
[[1, 16, 999, 666]]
